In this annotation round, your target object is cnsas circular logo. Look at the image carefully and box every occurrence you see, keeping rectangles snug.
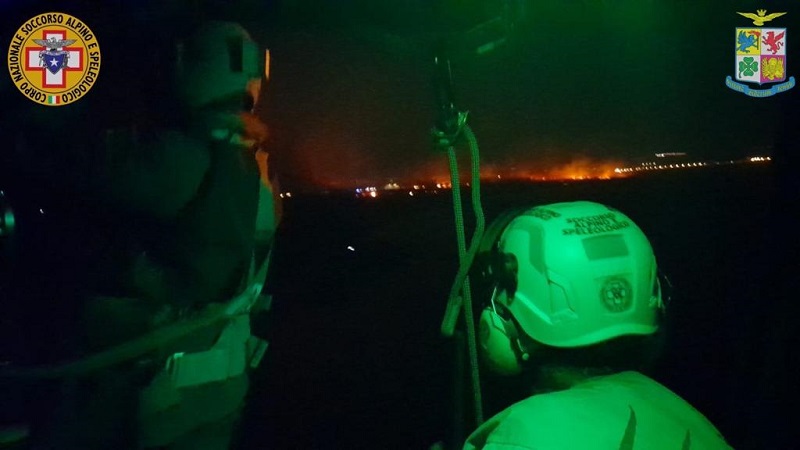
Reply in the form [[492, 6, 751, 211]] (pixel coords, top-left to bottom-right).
[[7, 12, 101, 106]]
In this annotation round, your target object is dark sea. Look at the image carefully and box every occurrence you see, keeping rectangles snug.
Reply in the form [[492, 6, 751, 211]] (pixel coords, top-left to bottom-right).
[[239, 163, 791, 450], [1, 163, 794, 449]]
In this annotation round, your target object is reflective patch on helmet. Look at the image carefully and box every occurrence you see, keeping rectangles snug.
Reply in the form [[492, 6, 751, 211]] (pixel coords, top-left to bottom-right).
[[600, 278, 633, 312], [582, 234, 629, 260]]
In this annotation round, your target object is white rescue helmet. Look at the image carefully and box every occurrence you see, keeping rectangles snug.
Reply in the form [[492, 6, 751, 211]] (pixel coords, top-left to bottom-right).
[[485, 201, 663, 351], [174, 21, 262, 111]]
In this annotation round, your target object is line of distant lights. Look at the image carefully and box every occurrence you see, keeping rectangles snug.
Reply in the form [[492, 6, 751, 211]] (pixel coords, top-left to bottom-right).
[[355, 187, 379, 198], [614, 161, 709, 173], [614, 156, 770, 174], [354, 182, 454, 198]]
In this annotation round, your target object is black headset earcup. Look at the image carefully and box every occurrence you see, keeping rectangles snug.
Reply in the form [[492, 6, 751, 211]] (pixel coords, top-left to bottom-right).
[[475, 207, 533, 376], [474, 207, 528, 283], [492, 251, 518, 294]]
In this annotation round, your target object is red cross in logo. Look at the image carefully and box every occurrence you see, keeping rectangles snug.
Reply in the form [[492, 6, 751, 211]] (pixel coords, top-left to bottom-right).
[[24, 28, 84, 89]]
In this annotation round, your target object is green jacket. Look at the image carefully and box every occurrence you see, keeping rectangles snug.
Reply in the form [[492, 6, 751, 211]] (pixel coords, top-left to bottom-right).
[[465, 371, 732, 450]]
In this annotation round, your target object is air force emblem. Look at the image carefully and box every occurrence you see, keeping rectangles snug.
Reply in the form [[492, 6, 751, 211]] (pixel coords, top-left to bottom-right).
[[726, 10, 795, 97]]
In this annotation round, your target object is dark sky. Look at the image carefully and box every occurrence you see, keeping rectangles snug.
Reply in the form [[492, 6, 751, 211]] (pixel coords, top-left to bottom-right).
[[3, 0, 799, 188]]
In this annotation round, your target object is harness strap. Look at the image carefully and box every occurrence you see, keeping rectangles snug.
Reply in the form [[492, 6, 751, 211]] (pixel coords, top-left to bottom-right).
[[138, 249, 272, 414]]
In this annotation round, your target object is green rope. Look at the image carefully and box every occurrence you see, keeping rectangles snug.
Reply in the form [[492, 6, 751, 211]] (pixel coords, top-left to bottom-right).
[[463, 125, 486, 427], [445, 123, 486, 426]]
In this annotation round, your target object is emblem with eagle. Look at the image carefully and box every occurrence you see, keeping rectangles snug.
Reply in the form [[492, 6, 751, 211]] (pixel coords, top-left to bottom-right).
[[33, 37, 76, 74]]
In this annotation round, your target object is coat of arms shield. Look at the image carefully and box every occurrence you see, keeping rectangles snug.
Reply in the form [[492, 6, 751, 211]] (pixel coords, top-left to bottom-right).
[[726, 10, 795, 97]]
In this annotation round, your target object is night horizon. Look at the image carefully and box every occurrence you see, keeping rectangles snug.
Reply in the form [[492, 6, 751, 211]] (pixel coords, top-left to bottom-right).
[[246, 0, 798, 189]]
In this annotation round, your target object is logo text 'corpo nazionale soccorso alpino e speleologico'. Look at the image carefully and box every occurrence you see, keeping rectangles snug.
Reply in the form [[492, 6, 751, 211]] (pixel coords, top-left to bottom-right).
[[8, 12, 101, 106]]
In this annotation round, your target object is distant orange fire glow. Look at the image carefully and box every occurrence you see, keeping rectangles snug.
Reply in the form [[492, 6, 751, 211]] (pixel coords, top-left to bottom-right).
[[446, 158, 632, 184], [310, 156, 632, 190], [528, 158, 630, 181]]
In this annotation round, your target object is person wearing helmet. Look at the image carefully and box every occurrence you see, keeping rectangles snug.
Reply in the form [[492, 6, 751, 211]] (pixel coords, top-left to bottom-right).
[[127, 20, 278, 450], [12, 17, 279, 450], [465, 201, 732, 450]]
